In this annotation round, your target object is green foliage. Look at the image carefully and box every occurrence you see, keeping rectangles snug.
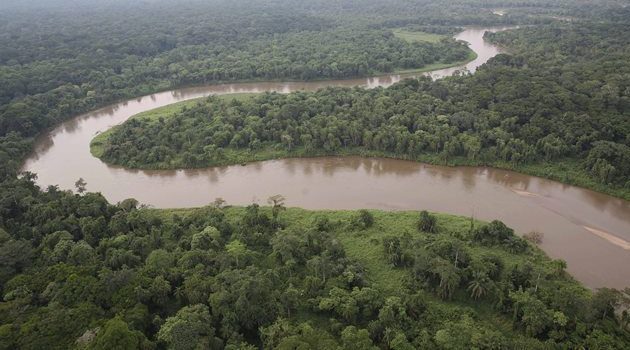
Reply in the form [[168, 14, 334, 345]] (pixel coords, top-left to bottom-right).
[[418, 210, 438, 233], [93, 21, 630, 200], [87, 317, 150, 350], [352, 209, 375, 230], [157, 304, 221, 350], [585, 141, 630, 185], [261, 319, 340, 349], [225, 239, 250, 267], [1, 195, 629, 348], [1, 1, 630, 349], [340, 326, 378, 350], [0, 238, 34, 284], [392, 29, 446, 43], [473, 220, 528, 253]]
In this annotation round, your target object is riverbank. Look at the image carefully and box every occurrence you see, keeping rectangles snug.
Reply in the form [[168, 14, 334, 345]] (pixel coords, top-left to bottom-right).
[[160, 205, 579, 294], [389, 49, 478, 74], [92, 129, 630, 203], [89, 64, 629, 204], [32, 26, 630, 290]]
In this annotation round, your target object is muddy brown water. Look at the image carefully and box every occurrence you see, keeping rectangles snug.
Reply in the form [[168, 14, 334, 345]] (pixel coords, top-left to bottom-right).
[[21, 27, 630, 289]]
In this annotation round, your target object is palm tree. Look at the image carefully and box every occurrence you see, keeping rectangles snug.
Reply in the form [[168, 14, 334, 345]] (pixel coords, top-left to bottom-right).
[[268, 194, 286, 222], [467, 271, 492, 300], [431, 258, 460, 300], [74, 177, 87, 194]]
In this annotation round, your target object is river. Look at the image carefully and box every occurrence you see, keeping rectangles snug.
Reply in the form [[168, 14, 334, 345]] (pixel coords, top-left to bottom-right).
[[21, 27, 630, 289]]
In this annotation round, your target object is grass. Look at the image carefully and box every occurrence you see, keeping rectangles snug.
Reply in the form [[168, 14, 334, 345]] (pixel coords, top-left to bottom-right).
[[292, 207, 576, 340], [391, 50, 478, 74], [162, 206, 554, 298], [90, 29, 480, 159], [390, 28, 478, 74], [132, 93, 256, 122], [392, 29, 447, 43], [160, 207, 468, 294], [155, 205, 572, 341], [90, 93, 256, 158]]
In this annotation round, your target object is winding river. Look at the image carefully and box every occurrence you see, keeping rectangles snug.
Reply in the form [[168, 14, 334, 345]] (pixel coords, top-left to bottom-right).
[[21, 27, 630, 289]]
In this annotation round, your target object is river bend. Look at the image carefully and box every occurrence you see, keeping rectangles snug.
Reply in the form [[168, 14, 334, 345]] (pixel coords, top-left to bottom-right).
[[21, 27, 630, 289]]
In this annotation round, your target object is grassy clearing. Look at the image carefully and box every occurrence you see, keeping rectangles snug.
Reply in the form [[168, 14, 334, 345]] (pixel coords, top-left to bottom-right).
[[132, 93, 256, 122], [392, 50, 478, 74], [90, 93, 256, 158], [393, 29, 446, 43], [389, 28, 478, 74], [160, 205, 552, 298], [298, 208, 555, 341], [90, 132, 112, 158], [156, 205, 570, 341]]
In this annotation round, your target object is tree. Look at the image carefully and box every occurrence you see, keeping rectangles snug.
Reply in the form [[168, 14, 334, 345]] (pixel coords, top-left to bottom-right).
[[418, 210, 437, 233], [461, 134, 481, 160], [149, 275, 171, 307], [388, 332, 414, 350], [211, 197, 226, 209], [281, 133, 294, 150], [226, 239, 249, 267], [261, 320, 339, 350], [378, 297, 410, 328], [467, 271, 493, 300], [307, 255, 332, 283], [434, 315, 507, 350], [75, 178, 87, 194], [585, 141, 630, 185], [473, 220, 516, 246], [68, 241, 96, 265], [280, 284, 300, 317], [318, 287, 359, 322], [144, 249, 174, 277], [157, 304, 221, 350], [590, 288, 623, 321], [430, 258, 460, 300], [118, 198, 139, 212], [208, 267, 280, 331], [340, 326, 378, 350], [268, 194, 286, 222], [88, 317, 150, 350], [191, 226, 220, 250], [0, 239, 34, 284], [352, 209, 374, 230], [509, 290, 553, 337]]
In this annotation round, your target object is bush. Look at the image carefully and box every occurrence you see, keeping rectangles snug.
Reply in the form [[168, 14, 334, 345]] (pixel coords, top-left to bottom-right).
[[352, 210, 375, 230], [418, 211, 437, 233], [473, 221, 512, 242], [313, 215, 333, 232]]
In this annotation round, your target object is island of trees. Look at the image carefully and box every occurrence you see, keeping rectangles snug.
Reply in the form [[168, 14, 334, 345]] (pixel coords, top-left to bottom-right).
[[94, 22, 630, 200]]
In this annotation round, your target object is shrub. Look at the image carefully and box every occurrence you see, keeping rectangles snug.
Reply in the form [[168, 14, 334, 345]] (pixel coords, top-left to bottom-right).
[[352, 210, 375, 230], [418, 211, 437, 233]]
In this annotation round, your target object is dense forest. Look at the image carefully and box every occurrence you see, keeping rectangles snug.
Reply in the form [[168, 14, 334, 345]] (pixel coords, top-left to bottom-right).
[[2, 189, 630, 349], [95, 21, 630, 199], [0, 0, 517, 141], [2, 0, 630, 349], [0, 0, 622, 175]]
